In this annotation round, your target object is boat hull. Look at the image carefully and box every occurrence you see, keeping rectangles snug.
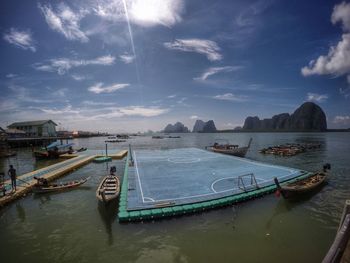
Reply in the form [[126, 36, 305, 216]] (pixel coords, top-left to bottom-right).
[[275, 172, 327, 199], [211, 146, 249, 158], [96, 175, 120, 203], [33, 178, 88, 194]]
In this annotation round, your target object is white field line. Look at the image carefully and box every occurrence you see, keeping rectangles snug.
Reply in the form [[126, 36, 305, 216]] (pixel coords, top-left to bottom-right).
[[142, 170, 301, 203], [210, 176, 267, 193], [133, 151, 146, 203]]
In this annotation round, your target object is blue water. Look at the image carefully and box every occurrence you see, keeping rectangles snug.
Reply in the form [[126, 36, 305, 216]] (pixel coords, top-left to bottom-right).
[[0, 132, 349, 263]]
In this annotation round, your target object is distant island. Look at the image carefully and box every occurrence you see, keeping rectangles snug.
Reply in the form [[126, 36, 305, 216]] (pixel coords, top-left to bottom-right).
[[163, 120, 218, 133], [163, 122, 190, 133], [192, 120, 217, 133], [162, 102, 349, 133], [242, 102, 327, 131]]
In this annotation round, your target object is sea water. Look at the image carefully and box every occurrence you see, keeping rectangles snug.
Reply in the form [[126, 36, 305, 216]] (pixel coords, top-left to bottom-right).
[[0, 132, 349, 263]]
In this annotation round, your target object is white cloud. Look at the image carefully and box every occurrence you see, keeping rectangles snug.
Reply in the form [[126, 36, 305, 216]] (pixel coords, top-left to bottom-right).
[[6, 73, 17, 78], [164, 39, 222, 61], [167, 94, 177, 98], [3, 28, 36, 52], [306, 92, 328, 103], [71, 74, 86, 81], [224, 122, 235, 127], [301, 34, 350, 77], [33, 55, 115, 75], [119, 54, 135, 64], [177, 97, 187, 104], [88, 82, 129, 94], [302, 2, 350, 90], [38, 105, 80, 115], [333, 115, 350, 125], [82, 100, 115, 106], [194, 66, 243, 81], [39, 3, 89, 42], [212, 93, 248, 102], [190, 115, 199, 119], [89, 105, 169, 119], [52, 88, 68, 97], [94, 0, 184, 28], [118, 106, 168, 117], [331, 1, 350, 32]]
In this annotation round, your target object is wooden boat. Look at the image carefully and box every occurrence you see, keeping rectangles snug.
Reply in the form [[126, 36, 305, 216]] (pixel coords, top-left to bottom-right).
[[34, 142, 75, 159], [105, 140, 126, 143], [152, 135, 164, 139], [208, 138, 252, 158], [76, 147, 87, 152], [96, 174, 120, 203], [274, 163, 331, 199], [33, 177, 89, 194]]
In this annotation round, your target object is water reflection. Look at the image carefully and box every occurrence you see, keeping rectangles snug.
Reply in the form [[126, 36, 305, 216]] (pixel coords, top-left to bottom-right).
[[33, 193, 51, 207], [98, 200, 118, 246], [266, 185, 326, 230], [16, 202, 26, 222]]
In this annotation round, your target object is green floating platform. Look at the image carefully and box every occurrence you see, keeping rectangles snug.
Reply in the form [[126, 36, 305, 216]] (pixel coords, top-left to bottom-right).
[[94, 156, 112, 163], [118, 149, 311, 223]]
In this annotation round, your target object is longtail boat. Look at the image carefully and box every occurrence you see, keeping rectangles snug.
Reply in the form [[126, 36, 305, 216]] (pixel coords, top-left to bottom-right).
[[33, 177, 89, 194], [274, 163, 331, 199], [207, 138, 252, 158], [34, 142, 75, 159]]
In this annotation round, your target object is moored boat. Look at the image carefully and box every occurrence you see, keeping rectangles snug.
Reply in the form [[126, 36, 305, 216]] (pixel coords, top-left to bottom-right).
[[76, 147, 87, 152], [152, 135, 164, 139], [96, 174, 120, 203], [105, 140, 126, 143], [33, 177, 89, 194], [34, 142, 75, 159], [207, 138, 252, 158], [274, 163, 331, 199]]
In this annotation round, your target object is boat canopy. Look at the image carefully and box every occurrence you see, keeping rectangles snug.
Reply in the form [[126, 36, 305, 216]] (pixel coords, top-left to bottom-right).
[[46, 141, 60, 150], [45, 141, 74, 150], [55, 143, 74, 149]]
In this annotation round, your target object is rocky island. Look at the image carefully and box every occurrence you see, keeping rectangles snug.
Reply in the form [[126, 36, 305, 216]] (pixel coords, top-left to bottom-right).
[[192, 120, 217, 133], [242, 102, 327, 131], [163, 122, 190, 133]]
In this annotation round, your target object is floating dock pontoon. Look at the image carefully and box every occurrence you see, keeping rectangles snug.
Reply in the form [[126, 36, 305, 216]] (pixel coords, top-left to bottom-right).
[[118, 148, 311, 222], [0, 150, 128, 207]]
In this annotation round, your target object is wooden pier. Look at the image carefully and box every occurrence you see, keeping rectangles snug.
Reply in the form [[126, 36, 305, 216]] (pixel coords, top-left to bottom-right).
[[0, 150, 128, 207], [323, 200, 350, 263], [105, 150, 128, 160]]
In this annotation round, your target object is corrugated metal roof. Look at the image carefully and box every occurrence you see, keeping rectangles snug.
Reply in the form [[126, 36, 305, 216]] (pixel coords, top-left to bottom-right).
[[8, 120, 57, 127]]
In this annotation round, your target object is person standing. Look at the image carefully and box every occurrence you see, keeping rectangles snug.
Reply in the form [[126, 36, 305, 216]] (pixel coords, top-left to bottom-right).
[[8, 165, 16, 192]]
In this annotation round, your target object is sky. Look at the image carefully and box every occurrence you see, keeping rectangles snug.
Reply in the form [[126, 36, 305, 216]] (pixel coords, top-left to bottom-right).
[[0, 0, 350, 132]]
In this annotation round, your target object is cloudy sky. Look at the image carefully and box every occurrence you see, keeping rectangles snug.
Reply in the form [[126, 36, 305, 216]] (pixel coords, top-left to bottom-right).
[[1, 0, 350, 132]]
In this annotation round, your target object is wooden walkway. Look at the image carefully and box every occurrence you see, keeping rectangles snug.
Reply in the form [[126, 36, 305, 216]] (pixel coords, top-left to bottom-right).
[[0, 150, 128, 207], [322, 200, 350, 263]]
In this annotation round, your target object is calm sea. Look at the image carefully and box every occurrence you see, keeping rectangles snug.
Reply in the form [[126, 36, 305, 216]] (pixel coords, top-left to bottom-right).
[[0, 132, 349, 263]]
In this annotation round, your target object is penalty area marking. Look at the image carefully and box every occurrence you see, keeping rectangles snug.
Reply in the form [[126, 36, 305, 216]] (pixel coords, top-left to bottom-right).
[[211, 176, 267, 193]]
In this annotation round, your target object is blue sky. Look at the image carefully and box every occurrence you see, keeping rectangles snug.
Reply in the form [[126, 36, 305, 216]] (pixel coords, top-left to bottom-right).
[[1, 0, 350, 132]]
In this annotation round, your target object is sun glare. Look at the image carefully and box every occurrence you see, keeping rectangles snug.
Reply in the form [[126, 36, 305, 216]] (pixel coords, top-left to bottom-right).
[[129, 0, 182, 27]]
